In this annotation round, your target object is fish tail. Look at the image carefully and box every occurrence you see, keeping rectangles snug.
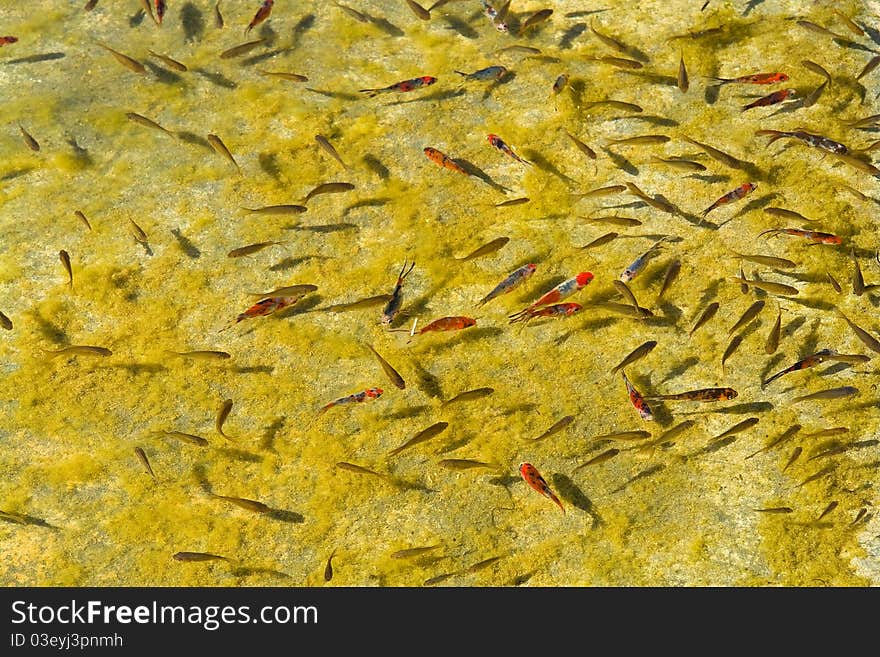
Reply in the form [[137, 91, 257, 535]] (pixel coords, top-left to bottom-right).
[[454, 70, 468, 77], [706, 76, 732, 85], [358, 88, 381, 97]]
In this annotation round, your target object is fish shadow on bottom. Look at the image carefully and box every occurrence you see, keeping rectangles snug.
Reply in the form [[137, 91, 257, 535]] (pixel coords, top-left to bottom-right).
[[230, 567, 293, 581], [386, 404, 431, 421], [288, 223, 358, 234], [419, 327, 505, 355], [551, 474, 602, 527], [175, 130, 213, 149], [145, 62, 183, 85], [276, 296, 323, 318], [553, 316, 617, 346], [660, 356, 700, 383], [266, 508, 305, 524], [258, 152, 283, 181], [443, 15, 479, 39], [269, 256, 329, 272], [233, 365, 274, 375], [260, 416, 286, 452], [412, 361, 444, 399], [180, 2, 205, 43], [216, 447, 264, 464]]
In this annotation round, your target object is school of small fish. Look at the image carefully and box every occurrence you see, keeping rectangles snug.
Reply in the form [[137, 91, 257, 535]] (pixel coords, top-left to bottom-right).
[[2, 1, 880, 587]]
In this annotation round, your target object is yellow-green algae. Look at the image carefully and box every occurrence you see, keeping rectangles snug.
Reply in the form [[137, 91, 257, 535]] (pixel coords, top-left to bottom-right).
[[1, 0, 879, 586]]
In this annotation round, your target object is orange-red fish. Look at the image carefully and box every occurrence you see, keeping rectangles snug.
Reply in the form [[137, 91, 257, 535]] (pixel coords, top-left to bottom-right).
[[409, 316, 477, 336], [708, 72, 790, 85], [742, 88, 797, 111], [487, 133, 531, 165], [220, 296, 300, 331], [359, 76, 437, 98], [758, 228, 842, 245], [0, 36, 18, 46], [519, 463, 564, 513], [155, 0, 166, 24], [509, 302, 581, 325], [424, 147, 469, 175], [246, 0, 273, 34], [319, 387, 383, 415], [701, 182, 757, 217], [509, 272, 593, 320], [622, 371, 654, 421]]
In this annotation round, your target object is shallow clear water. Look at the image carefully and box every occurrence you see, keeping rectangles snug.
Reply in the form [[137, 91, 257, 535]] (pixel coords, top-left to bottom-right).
[[1, 0, 879, 586]]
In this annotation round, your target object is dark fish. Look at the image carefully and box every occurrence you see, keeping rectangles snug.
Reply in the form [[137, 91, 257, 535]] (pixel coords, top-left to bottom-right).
[[325, 294, 393, 312], [584, 98, 644, 114], [43, 345, 112, 358], [754, 507, 793, 514], [574, 184, 627, 198], [817, 501, 838, 520], [128, 218, 149, 247], [827, 271, 842, 293], [324, 549, 336, 582], [315, 135, 348, 170], [721, 334, 743, 372], [390, 545, 441, 559], [303, 182, 355, 203], [729, 276, 798, 296], [534, 414, 575, 441], [792, 386, 859, 402], [683, 136, 750, 170], [657, 259, 681, 300], [763, 207, 815, 223], [227, 241, 283, 257], [18, 123, 39, 151], [573, 448, 619, 471], [651, 157, 706, 173], [582, 215, 642, 227], [96, 42, 146, 74], [765, 308, 782, 354], [260, 70, 309, 82], [166, 350, 231, 362], [437, 459, 497, 470], [518, 8, 553, 36], [211, 494, 271, 514], [689, 301, 719, 337], [219, 38, 267, 59], [857, 55, 880, 81], [589, 21, 633, 55], [207, 134, 241, 173], [732, 252, 798, 269], [608, 134, 671, 147], [248, 284, 318, 298], [782, 446, 802, 472], [173, 552, 231, 562], [126, 112, 173, 135], [147, 50, 188, 72], [214, 1, 224, 28], [442, 387, 494, 407], [74, 210, 92, 230], [335, 462, 385, 478], [242, 204, 308, 215], [388, 421, 449, 456], [678, 53, 689, 93], [851, 248, 864, 296], [134, 446, 156, 480], [0, 311, 11, 330], [589, 55, 643, 69], [566, 131, 597, 160], [59, 250, 73, 287], [466, 555, 503, 573], [580, 232, 618, 250], [366, 344, 405, 390], [712, 417, 759, 440], [216, 399, 234, 440], [405, 0, 431, 20], [495, 197, 530, 207], [457, 236, 510, 261], [728, 300, 765, 335], [835, 307, 880, 354], [610, 340, 657, 375], [592, 430, 651, 442], [746, 424, 802, 460], [645, 388, 738, 402]]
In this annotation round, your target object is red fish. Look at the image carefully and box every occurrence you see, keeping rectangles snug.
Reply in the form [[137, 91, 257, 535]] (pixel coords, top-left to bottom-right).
[[359, 76, 437, 98], [742, 88, 797, 111], [155, 0, 166, 24], [708, 72, 790, 85], [758, 228, 842, 245], [220, 295, 301, 331], [519, 463, 564, 513], [509, 302, 581, 325], [407, 316, 476, 337], [246, 0, 273, 34], [622, 371, 654, 421], [700, 182, 757, 217], [509, 272, 593, 321], [0, 36, 18, 46], [487, 133, 531, 165], [319, 387, 383, 415], [424, 147, 469, 175]]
